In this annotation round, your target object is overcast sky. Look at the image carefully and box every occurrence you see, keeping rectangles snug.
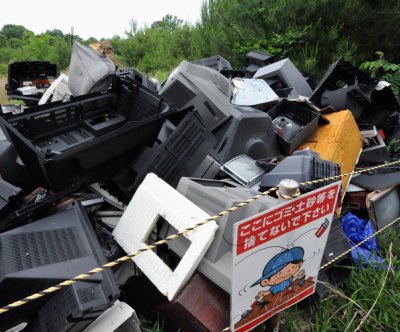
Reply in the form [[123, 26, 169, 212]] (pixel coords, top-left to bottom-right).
[[0, 0, 205, 40]]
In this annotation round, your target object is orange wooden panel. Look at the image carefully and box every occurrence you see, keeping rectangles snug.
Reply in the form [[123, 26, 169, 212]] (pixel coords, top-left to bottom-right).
[[297, 110, 362, 210]]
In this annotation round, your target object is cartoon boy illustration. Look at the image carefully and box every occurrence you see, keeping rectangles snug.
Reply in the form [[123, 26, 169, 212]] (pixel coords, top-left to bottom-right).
[[250, 247, 305, 307]]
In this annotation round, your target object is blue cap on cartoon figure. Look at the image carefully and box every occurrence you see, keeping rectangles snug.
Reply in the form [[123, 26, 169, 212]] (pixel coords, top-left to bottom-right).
[[250, 247, 304, 287]]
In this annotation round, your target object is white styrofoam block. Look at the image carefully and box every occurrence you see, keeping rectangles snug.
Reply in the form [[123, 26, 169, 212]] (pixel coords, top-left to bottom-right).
[[113, 173, 218, 300], [84, 301, 136, 332], [38, 73, 70, 105]]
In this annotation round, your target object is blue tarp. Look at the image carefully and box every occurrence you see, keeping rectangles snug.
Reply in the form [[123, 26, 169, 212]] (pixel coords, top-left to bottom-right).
[[341, 211, 386, 269]]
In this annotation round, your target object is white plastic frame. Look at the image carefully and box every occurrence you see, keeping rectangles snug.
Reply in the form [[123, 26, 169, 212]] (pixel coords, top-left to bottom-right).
[[113, 173, 218, 300]]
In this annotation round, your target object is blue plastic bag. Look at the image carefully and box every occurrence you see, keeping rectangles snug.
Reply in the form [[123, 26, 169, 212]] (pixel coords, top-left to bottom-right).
[[341, 211, 386, 269]]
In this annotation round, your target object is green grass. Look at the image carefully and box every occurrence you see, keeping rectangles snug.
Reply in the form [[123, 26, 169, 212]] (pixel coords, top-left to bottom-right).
[[0, 76, 9, 105], [148, 69, 171, 85], [389, 139, 400, 160], [0, 75, 22, 105], [279, 225, 400, 331], [140, 316, 165, 332]]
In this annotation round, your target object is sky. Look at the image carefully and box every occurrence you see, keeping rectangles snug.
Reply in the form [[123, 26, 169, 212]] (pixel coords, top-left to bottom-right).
[[0, 0, 204, 40]]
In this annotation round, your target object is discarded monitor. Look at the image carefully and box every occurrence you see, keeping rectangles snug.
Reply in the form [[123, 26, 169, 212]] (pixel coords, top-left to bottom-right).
[[351, 170, 400, 191], [254, 58, 313, 98], [359, 81, 400, 141], [0, 78, 179, 190], [0, 139, 37, 191], [0, 185, 78, 232], [310, 58, 376, 108], [343, 189, 370, 219], [366, 186, 400, 229], [160, 60, 232, 130], [68, 41, 116, 96], [220, 69, 247, 79], [358, 126, 391, 166], [267, 99, 320, 155], [245, 50, 274, 76], [320, 216, 351, 267], [191, 154, 222, 179], [5, 61, 59, 106], [320, 83, 371, 119], [110, 110, 216, 202], [311, 59, 400, 140], [34, 279, 118, 332], [0, 202, 119, 330], [116, 67, 158, 92], [210, 105, 280, 163], [162, 177, 278, 293], [230, 78, 279, 109], [220, 155, 265, 187], [260, 150, 340, 192], [192, 55, 232, 72], [316, 216, 351, 298]]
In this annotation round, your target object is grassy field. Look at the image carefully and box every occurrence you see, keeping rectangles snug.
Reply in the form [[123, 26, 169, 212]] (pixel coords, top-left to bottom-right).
[[0, 75, 29, 106], [0, 76, 8, 105], [278, 224, 400, 331]]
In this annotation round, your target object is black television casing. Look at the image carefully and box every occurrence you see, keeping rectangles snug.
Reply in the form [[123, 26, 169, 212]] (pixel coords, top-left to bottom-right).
[[0, 77, 180, 190], [0, 202, 119, 331]]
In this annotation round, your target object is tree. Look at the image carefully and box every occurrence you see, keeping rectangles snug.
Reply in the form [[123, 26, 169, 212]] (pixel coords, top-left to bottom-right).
[[0, 33, 7, 48], [45, 29, 64, 39], [112, 13, 193, 75], [26, 34, 52, 60], [1, 24, 29, 40], [85, 37, 98, 45], [151, 15, 184, 31], [125, 18, 138, 38]]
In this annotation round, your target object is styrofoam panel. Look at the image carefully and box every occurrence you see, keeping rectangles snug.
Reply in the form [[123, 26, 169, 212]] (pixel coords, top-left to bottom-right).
[[84, 301, 136, 332], [38, 73, 70, 105], [113, 173, 218, 300]]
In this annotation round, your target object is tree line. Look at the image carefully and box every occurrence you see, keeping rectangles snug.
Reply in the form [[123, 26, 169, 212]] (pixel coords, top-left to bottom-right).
[[1, 0, 400, 84]]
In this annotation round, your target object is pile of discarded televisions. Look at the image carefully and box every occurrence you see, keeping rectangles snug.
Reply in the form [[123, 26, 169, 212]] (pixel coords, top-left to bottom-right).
[[0, 43, 399, 332]]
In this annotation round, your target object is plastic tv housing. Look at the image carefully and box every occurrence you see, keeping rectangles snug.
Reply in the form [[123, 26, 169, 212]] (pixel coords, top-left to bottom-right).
[[0, 202, 119, 331]]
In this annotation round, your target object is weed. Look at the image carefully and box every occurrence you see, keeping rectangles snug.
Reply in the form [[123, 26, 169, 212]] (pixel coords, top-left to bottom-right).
[[140, 315, 165, 332], [0, 76, 9, 105], [280, 224, 400, 331], [388, 138, 400, 160], [0, 75, 29, 106], [360, 52, 400, 96]]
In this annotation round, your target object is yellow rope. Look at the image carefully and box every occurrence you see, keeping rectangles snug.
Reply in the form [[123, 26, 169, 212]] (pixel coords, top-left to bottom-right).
[[0, 159, 399, 314]]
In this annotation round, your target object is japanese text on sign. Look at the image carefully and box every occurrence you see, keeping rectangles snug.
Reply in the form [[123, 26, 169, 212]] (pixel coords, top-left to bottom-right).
[[236, 185, 338, 255]]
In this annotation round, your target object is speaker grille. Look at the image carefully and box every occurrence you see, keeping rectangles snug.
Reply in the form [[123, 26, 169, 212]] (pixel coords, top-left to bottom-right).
[[77, 286, 97, 304], [2, 228, 83, 274]]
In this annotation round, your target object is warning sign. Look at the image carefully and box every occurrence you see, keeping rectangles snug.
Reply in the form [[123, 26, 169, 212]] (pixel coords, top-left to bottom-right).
[[231, 182, 341, 332]]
